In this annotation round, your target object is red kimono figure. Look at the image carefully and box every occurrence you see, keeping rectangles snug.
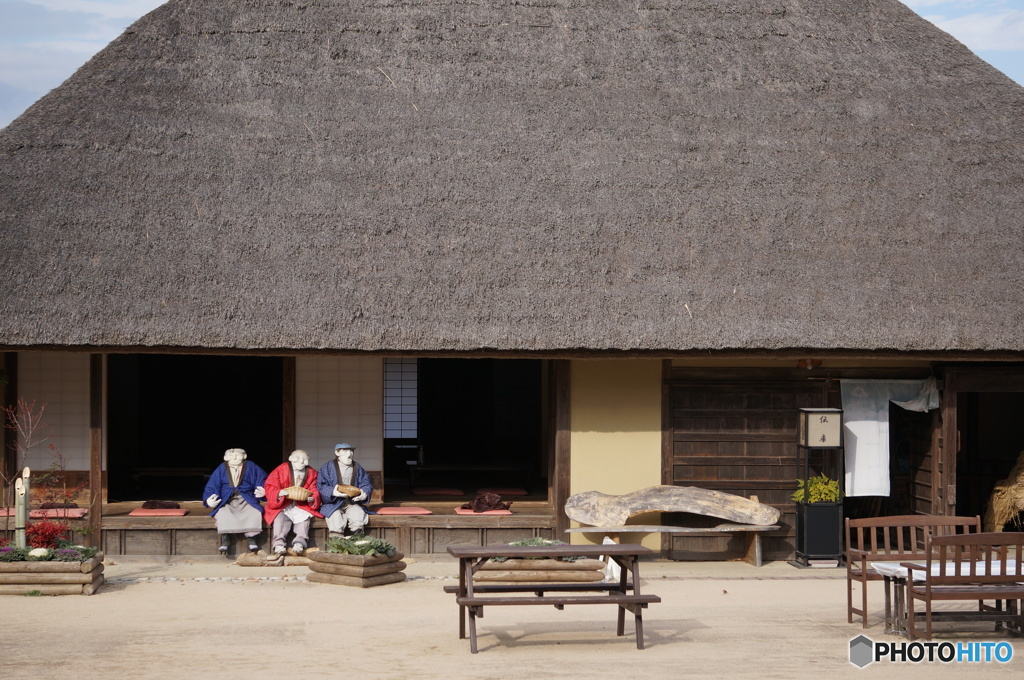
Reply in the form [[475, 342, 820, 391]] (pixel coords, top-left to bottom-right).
[[263, 450, 322, 554]]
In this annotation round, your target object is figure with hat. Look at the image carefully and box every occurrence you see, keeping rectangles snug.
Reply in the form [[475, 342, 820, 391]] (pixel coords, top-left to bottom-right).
[[263, 449, 322, 555], [202, 448, 268, 555], [317, 443, 373, 539]]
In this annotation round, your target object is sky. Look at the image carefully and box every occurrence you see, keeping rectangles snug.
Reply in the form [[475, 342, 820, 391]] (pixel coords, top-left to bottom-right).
[[0, 0, 1022, 128]]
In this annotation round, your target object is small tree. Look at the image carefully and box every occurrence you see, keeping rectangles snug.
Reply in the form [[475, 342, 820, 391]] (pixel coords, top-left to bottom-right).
[[2, 400, 85, 531]]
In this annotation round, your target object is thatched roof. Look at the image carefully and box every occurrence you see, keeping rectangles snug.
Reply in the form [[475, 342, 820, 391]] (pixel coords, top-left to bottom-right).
[[1, 0, 1022, 355]]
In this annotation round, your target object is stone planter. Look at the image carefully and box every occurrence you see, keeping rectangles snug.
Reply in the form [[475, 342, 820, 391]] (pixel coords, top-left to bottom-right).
[[475, 557, 606, 582], [306, 550, 406, 588], [0, 553, 104, 595]]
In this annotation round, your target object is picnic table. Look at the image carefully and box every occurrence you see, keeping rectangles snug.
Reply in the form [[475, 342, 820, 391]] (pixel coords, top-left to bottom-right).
[[446, 543, 661, 653], [871, 558, 1022, 638]]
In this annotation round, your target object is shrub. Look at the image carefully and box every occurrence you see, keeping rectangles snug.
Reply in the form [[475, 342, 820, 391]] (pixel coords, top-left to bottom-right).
[[25, 520, 70, 549]]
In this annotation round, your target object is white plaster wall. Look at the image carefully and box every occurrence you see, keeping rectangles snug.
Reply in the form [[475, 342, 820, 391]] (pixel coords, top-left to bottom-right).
[[15, 352, 93, 471], [295, 356, 383, 472]]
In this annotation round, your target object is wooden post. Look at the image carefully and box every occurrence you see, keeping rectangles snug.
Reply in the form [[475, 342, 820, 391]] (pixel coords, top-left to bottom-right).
[[88, 354, 103, 547], [14, 467, 29, 548], [553, 360, 571, 539]]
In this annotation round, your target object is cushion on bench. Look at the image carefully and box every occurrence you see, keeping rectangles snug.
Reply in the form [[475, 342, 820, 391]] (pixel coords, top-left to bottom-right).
[[412, 487, 464, 496], [128, 508, 190, 517], [476, 487, 528, 496], [454, 507, 513, 516], [373, 506, 433, 515], [1, 508, 90, 519]]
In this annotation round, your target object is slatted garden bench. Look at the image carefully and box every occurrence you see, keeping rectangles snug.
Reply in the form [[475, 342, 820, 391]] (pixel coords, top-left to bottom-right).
[[845, 514, 981, 628]]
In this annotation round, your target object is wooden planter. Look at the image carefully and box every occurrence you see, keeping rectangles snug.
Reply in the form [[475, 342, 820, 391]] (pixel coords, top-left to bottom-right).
[[475, 557, 606, 582], [0, 553, 104, 595], [306, 550, 407, 588]]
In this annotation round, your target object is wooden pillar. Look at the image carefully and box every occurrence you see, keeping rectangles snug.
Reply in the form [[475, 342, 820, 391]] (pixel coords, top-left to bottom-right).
[[553, 360, 571, 538], [282, 357, 296, 456], [88, 354, 103, 547], [661, 359, 672, 555], [2, 352, 17, 486], [939, 369, 959, 515]]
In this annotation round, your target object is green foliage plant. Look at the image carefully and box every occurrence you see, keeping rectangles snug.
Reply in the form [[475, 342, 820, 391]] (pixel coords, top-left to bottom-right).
[[490, 537, 584, 562], [324, 533, 396, 557], [791, 473, 842, 503]]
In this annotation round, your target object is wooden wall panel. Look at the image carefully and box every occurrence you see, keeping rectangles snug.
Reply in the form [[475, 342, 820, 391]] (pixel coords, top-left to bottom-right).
[[666, 378, 825, 561]]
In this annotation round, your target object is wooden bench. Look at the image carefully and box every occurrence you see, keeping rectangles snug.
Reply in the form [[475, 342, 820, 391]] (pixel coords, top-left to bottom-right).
[[903, 531, 1024, 641], [845, 514, 981, 628], [565, 523, 779, 566], [447, 544, 660, 653]]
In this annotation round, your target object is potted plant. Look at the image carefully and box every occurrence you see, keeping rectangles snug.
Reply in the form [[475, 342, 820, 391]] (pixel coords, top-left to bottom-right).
[[792, 473, 844, 566], [306, 533, 408, 588], [0, 528, 104, 595]]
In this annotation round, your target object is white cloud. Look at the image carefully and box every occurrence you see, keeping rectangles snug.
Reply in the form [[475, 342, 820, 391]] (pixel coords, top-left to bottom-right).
[[927, 10, 1024, 50]]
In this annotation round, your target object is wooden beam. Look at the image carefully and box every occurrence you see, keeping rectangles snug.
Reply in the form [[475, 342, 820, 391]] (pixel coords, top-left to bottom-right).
[[88, 354, 103, 547], [553, 360, 571, 538], [2, 352, 16, 486], [282, 357, 296, 456]]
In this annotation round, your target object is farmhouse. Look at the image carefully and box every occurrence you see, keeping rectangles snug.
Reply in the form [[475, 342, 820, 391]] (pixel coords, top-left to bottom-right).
[[2, 0, 1023, 559]]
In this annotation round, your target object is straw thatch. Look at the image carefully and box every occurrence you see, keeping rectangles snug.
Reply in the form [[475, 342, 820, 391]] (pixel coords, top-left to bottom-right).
[[984, 450, 1024, 532], [1, 0, 1022, 354]]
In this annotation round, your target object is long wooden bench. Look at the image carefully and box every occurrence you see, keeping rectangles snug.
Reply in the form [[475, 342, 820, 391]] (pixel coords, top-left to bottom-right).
[[903, 532, 1024, 641], [845, 514, 981, 628]]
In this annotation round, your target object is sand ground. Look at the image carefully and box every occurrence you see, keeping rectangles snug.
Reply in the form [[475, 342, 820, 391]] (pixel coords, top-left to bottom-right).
[[0, 556, 1021, 679]]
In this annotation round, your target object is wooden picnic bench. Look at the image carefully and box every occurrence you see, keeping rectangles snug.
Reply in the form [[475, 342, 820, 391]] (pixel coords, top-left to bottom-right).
[[902, 532, 1024, 641], [446, 543, 660, 653], [845, 514, 981, 628]]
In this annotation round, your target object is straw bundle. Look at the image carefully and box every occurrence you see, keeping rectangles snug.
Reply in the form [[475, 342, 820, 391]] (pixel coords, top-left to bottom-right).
[[984, 450, 1024, 532]]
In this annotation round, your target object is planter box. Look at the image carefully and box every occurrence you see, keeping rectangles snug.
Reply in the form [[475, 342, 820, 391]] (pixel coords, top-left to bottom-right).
[[306, 550, 407, 588], [0, 553, 104, 595], [795, 503, 844, 565], [475, 557, 606, 583]]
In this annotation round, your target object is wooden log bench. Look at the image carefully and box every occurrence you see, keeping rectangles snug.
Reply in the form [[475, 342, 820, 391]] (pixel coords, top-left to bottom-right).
[[447, 544, 660, 653], [564, 486, 782, 566], [845, 514, 981, 628], [902, 531, 1024, 641]]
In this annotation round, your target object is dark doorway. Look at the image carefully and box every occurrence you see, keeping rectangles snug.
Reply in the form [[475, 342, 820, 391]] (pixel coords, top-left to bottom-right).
[[956, 392, 1024, 523], [107, 355, 283, 501], [383, 358, 546, 496]]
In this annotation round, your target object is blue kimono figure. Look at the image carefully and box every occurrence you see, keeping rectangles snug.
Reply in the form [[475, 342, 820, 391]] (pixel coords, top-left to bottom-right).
[[202, 448, 268, 554], [317, 443, 373, 538]]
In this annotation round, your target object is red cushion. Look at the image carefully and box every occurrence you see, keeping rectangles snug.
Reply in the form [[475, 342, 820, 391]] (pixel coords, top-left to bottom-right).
[[29, 508, 88, 519], [128, 508, 189, 517], [476, 487, 528, 496], [373, 506, 433, 515], [412, 487, 464, 496], [454, 507, 513, 516]]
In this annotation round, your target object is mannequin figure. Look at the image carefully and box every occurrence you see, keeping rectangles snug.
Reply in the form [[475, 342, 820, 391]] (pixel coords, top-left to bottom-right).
[[202, 448, 267, 555], [317, 443, 373, 539], [264, 450, 322, 554]]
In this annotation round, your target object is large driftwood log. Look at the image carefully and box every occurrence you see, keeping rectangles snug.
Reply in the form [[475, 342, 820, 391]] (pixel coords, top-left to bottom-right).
[[306, 571, 407, 588], [565, 485, 780, 527], [308, 560, 407, 578], [478, 558, 605, 571]]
